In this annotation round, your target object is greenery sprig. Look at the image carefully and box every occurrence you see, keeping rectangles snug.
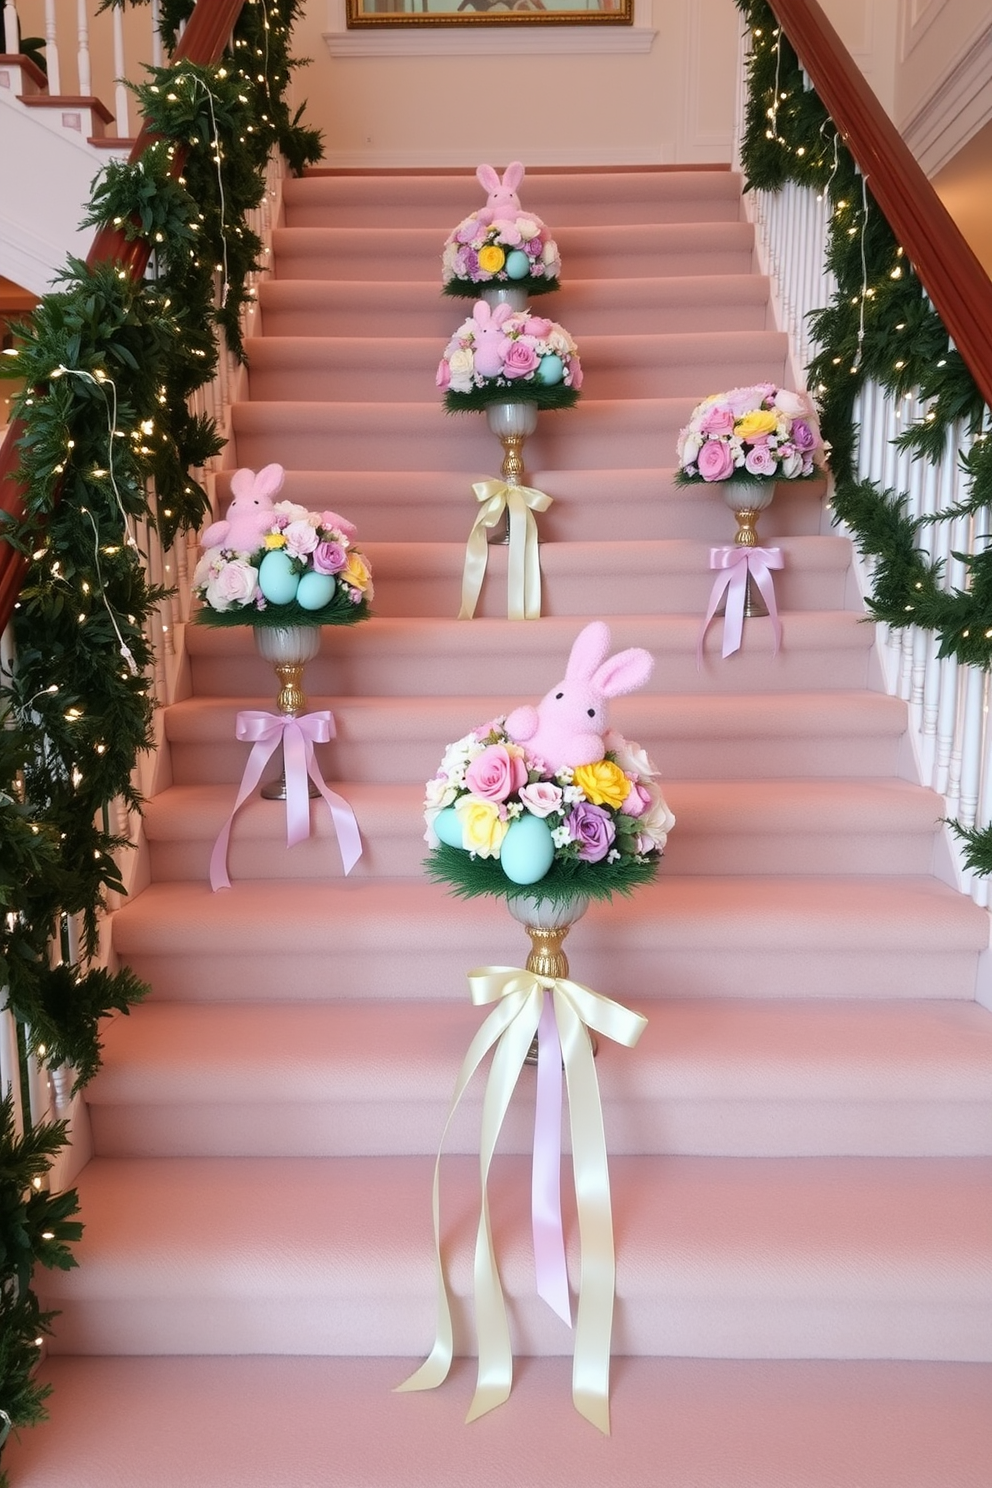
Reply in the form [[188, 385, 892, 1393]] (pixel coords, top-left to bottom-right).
[[425, 843, 659, 910]]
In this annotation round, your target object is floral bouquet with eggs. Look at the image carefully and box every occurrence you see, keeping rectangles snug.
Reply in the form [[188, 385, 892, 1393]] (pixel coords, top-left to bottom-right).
[[675, 382, 825, 486], [192, 465, 372, 629], [438, 301, 582, 415], [442, 213, 562, 299]]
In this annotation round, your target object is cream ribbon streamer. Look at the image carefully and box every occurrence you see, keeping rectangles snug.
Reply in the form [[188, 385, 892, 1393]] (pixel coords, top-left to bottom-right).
[[396, 965, 647, 1435], [459, 480, 553, 622]]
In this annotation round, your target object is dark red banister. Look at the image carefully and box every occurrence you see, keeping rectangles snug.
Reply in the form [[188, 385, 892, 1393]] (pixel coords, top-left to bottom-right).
[[766, 0, 992, 411], [0, 0, 245, 634]]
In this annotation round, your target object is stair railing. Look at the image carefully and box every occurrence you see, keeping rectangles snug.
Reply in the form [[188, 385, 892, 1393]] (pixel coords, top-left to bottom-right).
[[734, 0, 992, 912], [0, 0, 283, 1179], [1, 0, 165, 137]]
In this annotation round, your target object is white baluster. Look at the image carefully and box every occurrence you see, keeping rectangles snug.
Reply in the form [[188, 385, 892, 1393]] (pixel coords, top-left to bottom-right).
[[3, 0, 20, 54], [42, 0, 61, 91], [151, 0, 163, 69], [112, 3, 129, 137], [957, 665, 987, 831], [75, 0, 91, 95]]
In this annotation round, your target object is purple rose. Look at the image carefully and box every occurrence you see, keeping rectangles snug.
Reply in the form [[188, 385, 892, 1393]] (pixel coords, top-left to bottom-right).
[[312, 540, 347, 575], [696, 439, 736, 481], [791, 418, 817, 452], [567, 802, 616, 864], [744, 446, 777, 476], [500, 339, 540, 379]]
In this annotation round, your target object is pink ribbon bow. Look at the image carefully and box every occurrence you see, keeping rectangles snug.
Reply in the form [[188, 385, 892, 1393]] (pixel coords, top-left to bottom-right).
[[698, 546, 784, 665], [209, 710, 363, 891]]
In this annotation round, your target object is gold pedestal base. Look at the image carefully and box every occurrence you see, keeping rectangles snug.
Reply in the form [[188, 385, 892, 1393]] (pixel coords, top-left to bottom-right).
[[522, 919, 597, 1065]]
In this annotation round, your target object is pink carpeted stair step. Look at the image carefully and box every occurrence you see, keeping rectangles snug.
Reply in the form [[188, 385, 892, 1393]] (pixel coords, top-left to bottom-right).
[[38, 1153, 992, 1359], [184, 612, 875, 698], [9, 1354, 992, 1488], [243, 329, 789, 404], [281, 166, 746, 229], [258, 274, 773, 339], [271, 221, 757, 283], [140, 776, 942, 882], [109, 877, 987, 1006], [86, 997, 992, 1159], [212, 465, 827, 543], [163, 689, 911, 787]]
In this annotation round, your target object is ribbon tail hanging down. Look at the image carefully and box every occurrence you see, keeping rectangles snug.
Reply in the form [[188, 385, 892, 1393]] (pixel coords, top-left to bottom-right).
[[209, 711, 284, 891], [697, 546, 784, 664], [533, 994, 571, 1326], [460, 480, 552, 622]]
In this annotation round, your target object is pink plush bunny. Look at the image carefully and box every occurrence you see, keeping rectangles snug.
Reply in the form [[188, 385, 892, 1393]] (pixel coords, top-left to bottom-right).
[[200, 463, 285, 551], [470, 300, 515, 378], [505, 622, 654, 772], [475, 162, 525, 227]]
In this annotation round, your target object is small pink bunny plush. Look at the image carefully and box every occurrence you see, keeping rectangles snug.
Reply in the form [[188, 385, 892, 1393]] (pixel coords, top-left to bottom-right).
[[201, 463, 285, 551], [475, 161, 525, 227], [470, 300, 514, 378], [505, 621, 654, 771]]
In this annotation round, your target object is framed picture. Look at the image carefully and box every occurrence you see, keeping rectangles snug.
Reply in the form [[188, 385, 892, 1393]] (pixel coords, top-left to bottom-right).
[[346, 0, 632, 27]]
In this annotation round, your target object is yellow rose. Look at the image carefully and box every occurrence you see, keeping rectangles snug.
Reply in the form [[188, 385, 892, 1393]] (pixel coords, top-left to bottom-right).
[[264, 533, 286, 549], [478, 245, 506, 274], [734, 410, 778, 440], [455, 795, 509, 859], [573, 759, 630, 810], [343, 549, 372, 592]]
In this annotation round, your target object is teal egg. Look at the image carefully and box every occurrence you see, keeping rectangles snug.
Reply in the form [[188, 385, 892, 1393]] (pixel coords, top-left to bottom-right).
[[499, 814, 556, 885], [504, 249, 531, 280], [536, 354, 564, 386], [258, 549, 300, 605], [296, 570, 336, 611], [434, 806, 464, 849]]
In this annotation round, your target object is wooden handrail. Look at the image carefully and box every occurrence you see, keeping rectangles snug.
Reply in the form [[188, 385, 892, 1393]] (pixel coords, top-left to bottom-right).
[[0, 0, 245, 635], [766, 0, 992, 412]]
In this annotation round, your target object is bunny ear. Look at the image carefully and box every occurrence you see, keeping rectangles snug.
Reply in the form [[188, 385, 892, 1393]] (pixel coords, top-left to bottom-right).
[[253, 463, 285, 500], [502, 161, 525, 191], [229, 467, 255, 499], [472, 301, 492, 326], [476, 164, 500, 193], [565, 621, 612, 681], [492, 303, 514, 326], [593, 647, 654, 700]]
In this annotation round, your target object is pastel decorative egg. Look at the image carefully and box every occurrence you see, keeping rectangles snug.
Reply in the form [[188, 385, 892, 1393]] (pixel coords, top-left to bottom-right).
[[536, 354, 564, 386], [499, 813, 556, 885], [258, 549, 300, 605], [296, 570, 336, 611], [433, 806, 464, 849], [504, 249, 531, 280]]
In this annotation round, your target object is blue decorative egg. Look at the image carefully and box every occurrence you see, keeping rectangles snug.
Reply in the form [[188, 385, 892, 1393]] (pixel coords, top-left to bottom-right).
[[536, 354, 564, 386], [258, 549, 300, 605], [433, 806, 464, 849], [499, 814, 556, 885], [504, 249, 531, 280], [296, 571, 336, 611]]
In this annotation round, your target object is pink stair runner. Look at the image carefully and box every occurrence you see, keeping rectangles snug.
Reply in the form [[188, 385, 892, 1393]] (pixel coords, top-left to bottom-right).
[[8, 168, 992, 1487]]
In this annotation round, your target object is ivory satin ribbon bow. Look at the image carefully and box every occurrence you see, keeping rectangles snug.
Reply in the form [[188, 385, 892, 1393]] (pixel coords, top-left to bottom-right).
[[396, 965, 647, 1435], [698, 545, 784, 663], [459, 479, 553, 622], [209, 710, 362, 891]]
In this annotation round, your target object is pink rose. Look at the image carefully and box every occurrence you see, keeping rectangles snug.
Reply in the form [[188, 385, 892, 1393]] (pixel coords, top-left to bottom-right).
[[696, 439, 736, 481], [500, 339, 540, 379], [568, 359, 583, 390], [283, 520, 319, 559], [436, 358, 451, 390], [312, 540, 347, 575], [699, 405, 735, 435], [320, 511, 358, 541], [744, 446, 777, 476], [621, 781, 652, 818], [524, 317, 554, 338], [464, 745, 528, 803], [204, 558, 259, 612], [519, 781, 564, 818]]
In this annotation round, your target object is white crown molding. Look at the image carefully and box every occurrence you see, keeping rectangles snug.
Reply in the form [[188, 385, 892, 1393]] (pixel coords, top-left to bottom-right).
[[324, 0, 655, 55], [900, 18, 992, 175]]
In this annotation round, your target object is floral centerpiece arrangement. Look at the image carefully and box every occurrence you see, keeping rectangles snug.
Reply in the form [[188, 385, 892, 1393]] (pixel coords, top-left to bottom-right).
[[423, 623, 673, 906], [193, 464, 373, 628], [437, 301, 582, 414], [675, 382, 825, 486], [442, 160, 562, 299]]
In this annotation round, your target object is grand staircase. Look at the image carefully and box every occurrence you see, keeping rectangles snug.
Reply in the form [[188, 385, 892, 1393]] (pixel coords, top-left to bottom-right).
[[8, 168, 992, 1487]]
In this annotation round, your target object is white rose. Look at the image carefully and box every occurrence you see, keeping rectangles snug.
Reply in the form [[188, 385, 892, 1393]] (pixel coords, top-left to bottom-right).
[[771, 387, 810, 419], [517, 218, 540, 241], [193, 546, 225, 590], [780, 448, 804, 479], [448, 347, 474, 377], [542, 240, 558, 266], [424, 776, 457, 812], [204, 558, 259, 612], [678, 430, 703, 466], [273, 501, 310, 523], [604, 731, 659, 779], [637, 783, 677, 852]]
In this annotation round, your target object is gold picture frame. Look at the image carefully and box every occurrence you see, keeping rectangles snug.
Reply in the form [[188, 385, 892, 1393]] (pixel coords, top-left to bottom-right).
[[346, 0, 632, 27]]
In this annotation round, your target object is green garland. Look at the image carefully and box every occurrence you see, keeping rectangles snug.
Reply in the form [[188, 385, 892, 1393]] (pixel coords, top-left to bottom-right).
[[736, 0, 992, 872], [0, 0, 322, 1462]]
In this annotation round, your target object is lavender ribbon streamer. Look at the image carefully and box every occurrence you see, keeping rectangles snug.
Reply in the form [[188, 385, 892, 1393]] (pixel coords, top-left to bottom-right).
[[697, 545, 784, 664], [533, 994, 572, 1326], [209, 709, 362, 891]]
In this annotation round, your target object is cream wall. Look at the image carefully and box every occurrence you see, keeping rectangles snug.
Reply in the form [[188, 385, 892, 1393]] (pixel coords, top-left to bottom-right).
[[893, 0, 992, 173]]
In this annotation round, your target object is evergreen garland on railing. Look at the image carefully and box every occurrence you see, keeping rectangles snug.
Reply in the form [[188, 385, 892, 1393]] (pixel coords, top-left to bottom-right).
[[0, 1, 322, 1466], [736, 0, 992, 872]]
